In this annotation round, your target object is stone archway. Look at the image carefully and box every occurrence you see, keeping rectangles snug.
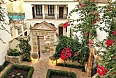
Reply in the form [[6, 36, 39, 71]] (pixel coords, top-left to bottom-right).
[[30, 21, 57, 57]]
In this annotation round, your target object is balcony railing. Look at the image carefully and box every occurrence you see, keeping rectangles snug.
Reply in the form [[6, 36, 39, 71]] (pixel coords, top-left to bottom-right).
[[45, 14, 55, 19], [57, 14, 67, 19], [34, 14, 43, 19]]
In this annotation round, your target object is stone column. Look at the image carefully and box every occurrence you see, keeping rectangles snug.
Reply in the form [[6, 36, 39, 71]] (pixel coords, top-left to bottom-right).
[[42, 5, 45, 19], [50, 33, 55, 56], [55, 5, 57, 19], [32, 33, 38, 53]]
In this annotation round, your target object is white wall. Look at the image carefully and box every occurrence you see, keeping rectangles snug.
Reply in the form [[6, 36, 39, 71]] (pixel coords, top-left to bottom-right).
[[24, 3, 33, 19], [0, 3, 11, 65]]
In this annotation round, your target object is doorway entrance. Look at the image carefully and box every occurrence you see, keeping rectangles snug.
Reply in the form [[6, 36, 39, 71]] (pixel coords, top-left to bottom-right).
[[59, 27, 63, 36], [59, 7, 64, 18], [37, 36, 50, 58]]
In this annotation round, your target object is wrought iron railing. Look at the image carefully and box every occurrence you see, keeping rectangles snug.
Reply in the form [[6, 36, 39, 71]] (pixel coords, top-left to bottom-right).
[[57, 14, 67, 19], [45, 14, 55, 19]]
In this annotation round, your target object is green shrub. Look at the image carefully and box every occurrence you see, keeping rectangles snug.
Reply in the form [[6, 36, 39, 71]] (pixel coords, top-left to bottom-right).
[[7, 48, 23, 56], [46, 69, 77, 78], [56, 63, 85, 72], [1, 64, 34, 78], [54, 36, 89, 66], [0, 61, 9, 72]]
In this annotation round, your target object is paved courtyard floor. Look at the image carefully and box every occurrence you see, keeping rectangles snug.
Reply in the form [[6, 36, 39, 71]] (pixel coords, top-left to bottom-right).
[[0, 52, 88, 78]]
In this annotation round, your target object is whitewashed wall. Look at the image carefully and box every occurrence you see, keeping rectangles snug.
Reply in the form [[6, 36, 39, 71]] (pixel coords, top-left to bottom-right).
[[0, 3, 11, 65]]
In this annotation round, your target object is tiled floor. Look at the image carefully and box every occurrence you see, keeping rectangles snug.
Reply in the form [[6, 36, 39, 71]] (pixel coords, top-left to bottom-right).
[[0, 52, 88, 78]]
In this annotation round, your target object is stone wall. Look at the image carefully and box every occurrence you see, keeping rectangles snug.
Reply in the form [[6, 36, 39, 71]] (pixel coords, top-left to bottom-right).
[[31, 30, 56, 56]]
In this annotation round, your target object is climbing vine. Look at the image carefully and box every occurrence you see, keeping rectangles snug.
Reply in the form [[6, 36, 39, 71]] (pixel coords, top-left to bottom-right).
[[0, 0, 10, 43]]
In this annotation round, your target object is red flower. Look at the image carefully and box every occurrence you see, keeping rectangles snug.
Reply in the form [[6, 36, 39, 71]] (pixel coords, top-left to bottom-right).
[[14, 0, 17, 1], [97, 65, 108, 77], [111, 72, 115, 75], [113, 31, 116, 35], [74, 52, 78, 56], [81, 4, 85, 8], [63, 22, 70, 28], [66, 47, 71, 52], [85, 32, 89, 37], [96, 13, 100, 16], [92, 20, 97, 24], [88, 40, 94, 45], [105, 39, 114, 47], [60, 47, 72, 60]]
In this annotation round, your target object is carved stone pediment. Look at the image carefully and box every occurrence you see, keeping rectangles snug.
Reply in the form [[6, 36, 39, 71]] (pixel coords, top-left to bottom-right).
[[30, 21, 57, 31]]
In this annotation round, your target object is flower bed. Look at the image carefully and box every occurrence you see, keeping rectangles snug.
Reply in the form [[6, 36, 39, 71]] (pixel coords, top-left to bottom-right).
[[1, 64, 34, 78], [46, 69, 77, 78], [56, 63, 85, 72]]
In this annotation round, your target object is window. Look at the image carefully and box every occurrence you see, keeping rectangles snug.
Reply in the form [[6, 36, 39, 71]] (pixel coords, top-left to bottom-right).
[[36, 5, 42, 15], [48, 5, 54, 16]]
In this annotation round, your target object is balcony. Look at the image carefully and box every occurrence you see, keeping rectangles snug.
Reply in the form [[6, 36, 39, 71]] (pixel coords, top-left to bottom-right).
[[34, 15, 43, 19], [32, 5, 68, 19], [45, 14, 55, 19], [57, 14, 67, 19]]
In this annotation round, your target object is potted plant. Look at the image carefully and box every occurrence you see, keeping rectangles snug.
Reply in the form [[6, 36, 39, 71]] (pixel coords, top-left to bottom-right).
[[7, 48, 23, 56], [16, 36, 31, 62], [6, 48, 23, 63]]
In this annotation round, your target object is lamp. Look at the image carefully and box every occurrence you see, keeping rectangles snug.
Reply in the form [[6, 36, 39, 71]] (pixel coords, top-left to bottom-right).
[[31, 53, 38, 63], [49, 56, 56, 65]]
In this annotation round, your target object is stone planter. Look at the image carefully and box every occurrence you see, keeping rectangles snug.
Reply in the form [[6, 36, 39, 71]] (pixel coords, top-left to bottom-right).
[[6, 55, 23, 64]]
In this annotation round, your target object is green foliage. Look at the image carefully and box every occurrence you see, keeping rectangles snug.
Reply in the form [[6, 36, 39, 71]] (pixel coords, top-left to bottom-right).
[[56, 63, 85, 72], [7, 48, 22, 56], [54, 36, 81, 59], [16, 36, 31, 62], [0, 61, 9, 72], [46, 69, 77, 78], [54, 36, 89, 66], [69, 0, 100, 39], [1, 64, 34, 78]]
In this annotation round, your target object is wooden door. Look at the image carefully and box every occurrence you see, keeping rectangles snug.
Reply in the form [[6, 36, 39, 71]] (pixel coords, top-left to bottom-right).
[[59, 27, 63, 36], [59, 7, 63, 18]]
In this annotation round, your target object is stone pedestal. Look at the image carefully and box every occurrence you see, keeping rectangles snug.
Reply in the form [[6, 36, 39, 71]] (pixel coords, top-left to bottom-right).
[[6, 55, 23, 64]]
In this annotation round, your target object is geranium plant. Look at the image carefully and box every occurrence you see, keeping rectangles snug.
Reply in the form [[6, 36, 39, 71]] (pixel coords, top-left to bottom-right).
[[60, 47, 72, 60]]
